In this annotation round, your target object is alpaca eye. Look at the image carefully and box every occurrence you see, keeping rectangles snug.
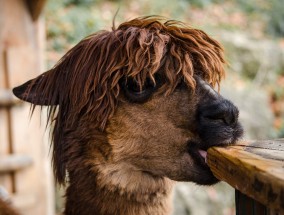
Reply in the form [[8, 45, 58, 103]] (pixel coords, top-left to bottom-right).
[[122, 78, 157, 103], [127, 79, 145, 93]]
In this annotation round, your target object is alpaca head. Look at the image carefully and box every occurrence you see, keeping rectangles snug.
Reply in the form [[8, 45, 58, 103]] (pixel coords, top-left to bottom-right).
[[13, 17, 243, 187]]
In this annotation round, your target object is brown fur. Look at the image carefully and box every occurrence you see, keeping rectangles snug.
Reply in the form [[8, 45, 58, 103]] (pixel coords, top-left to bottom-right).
[[11, 16, 243, 215]]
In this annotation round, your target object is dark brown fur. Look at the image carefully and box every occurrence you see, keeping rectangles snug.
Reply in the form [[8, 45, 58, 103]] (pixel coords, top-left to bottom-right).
[[11, 16, 243, 215]]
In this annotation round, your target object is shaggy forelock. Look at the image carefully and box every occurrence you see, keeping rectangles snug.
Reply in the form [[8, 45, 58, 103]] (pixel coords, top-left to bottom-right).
[[32, 16, 225, 129], [26, 16, 225, 184]]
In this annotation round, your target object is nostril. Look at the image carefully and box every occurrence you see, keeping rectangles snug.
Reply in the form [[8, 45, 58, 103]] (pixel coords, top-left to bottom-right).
[[206, 113, 233, 125], [224, 111, 237, 125], [223, 103, 239, 126], [223, 114, 233, 125]]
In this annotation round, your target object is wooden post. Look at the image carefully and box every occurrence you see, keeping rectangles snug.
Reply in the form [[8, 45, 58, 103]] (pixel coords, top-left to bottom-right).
[[235, 190, 269, 215], [0, 0, 54, 214]]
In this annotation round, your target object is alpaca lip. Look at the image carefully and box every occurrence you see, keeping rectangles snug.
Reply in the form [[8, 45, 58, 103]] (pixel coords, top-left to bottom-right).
[[198, 149, 207, 163], [187, 142, 209, 167]]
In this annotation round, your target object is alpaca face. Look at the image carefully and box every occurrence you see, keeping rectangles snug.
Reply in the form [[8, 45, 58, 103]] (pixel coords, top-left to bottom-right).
[[105, 76, 243, 185], [12, 17, 243, 187]]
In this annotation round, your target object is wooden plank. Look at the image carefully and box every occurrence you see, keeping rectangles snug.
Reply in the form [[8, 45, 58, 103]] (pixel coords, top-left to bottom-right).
[[0, 155, 33, 173], [0, 190, 37, 215], [25, 0, 47, 21], [0, 1, 54, 214], [0, 89, 21, 107], [11, 193, 37, 212], [239, 139, 284, 161], [0, 9, 14, 195], [207, 139, 284, 212]]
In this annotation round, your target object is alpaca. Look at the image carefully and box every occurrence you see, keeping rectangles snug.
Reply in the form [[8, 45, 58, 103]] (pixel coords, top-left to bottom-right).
[[11, 17, 243, 215]]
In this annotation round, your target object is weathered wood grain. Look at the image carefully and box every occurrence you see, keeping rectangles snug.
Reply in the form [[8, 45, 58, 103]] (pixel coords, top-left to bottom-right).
[[25, 0, 47, 21], [0, 90, 21, 107], [0, 155, 33, 173], [0, 1, 54, 214], [207, 139, 284, 212]]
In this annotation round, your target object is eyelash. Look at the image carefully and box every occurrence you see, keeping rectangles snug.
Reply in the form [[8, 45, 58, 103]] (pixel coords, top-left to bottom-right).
[[121, 77, 157, 103], [120, 74, 187, 103]]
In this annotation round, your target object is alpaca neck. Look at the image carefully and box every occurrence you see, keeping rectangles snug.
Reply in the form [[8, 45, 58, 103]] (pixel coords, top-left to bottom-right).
[[64, 164, 174, 215]]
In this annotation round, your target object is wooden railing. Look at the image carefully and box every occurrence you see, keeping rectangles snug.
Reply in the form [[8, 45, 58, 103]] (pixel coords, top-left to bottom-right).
[[208, 139, 284, 214], [0, 89, 36, 211], [0, 154, 33, 173], [0, 90, 21, 108], [0, 1, 53, 214]]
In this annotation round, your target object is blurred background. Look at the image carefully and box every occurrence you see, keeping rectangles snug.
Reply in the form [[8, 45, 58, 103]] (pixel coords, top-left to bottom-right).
[[0, 0, 283, 214], [45, 0, 284, 140]]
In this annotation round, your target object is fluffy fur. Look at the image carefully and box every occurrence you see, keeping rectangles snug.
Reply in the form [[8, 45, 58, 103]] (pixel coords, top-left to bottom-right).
[[12, 16, 243, 215]]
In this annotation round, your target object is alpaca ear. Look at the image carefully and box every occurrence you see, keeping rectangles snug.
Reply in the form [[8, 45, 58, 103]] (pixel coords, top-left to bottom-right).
[[12, 74, 59, 105]]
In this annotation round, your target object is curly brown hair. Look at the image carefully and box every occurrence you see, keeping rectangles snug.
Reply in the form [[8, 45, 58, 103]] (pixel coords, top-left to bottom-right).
[[15, 16, 225, 184]]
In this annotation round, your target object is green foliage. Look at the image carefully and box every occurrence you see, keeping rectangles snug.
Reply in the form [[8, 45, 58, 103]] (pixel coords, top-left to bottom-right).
[[185, 0, 213, 8], [63, 0, 98, 6], [278, 124, 284, 138], [45, 0, 194, 51], [266, 0, 284, 37], [234, 0, 265, 13], [46, 0, 111, 52], [235, 0, 284, 37], [45, 0, 284, 55], [232, 0, 284, 37], [181, 0, 284, 37]]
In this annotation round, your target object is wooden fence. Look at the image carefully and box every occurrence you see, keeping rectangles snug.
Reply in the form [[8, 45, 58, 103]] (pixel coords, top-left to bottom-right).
[[0, 0, 54, 214]]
